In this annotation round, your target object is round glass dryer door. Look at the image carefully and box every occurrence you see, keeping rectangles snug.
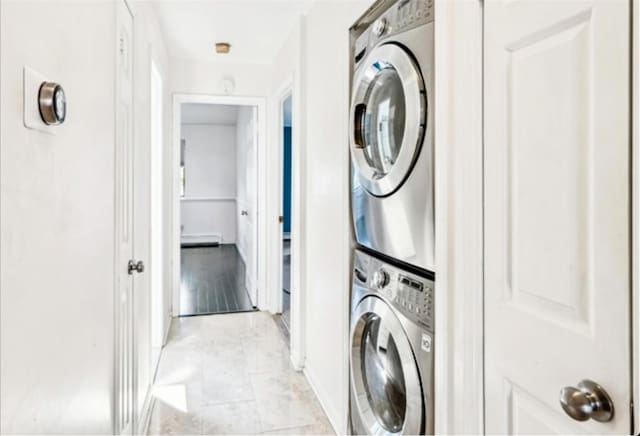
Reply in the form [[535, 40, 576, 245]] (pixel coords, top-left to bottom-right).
[[350, 43, 427, 197], [350, 296, 423, 435]]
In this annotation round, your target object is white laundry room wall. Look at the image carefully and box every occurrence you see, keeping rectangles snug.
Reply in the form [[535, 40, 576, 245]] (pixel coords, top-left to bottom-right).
[[0, 1, 116, 433], [181, 123, 238, 244], [298, 1, 372, 433]]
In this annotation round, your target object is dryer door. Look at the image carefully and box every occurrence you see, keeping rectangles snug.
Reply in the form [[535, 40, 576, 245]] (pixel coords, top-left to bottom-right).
[[350, 296, 423, 435], [350, 43, 426, 197]]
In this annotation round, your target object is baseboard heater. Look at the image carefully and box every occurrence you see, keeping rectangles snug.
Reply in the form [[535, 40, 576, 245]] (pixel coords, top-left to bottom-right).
[[181, 233, 222, 248]]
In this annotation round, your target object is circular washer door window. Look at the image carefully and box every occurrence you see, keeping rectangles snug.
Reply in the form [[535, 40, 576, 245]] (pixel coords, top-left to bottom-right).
[[350, 296, 423, 435]]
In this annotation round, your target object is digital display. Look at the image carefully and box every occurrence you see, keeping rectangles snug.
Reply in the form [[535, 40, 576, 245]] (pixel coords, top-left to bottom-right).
[[400, 275, 424, 292]]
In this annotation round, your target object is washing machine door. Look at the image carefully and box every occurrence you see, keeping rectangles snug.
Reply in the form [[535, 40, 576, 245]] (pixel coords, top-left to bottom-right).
[[350, 43, 426, 197], [350, 296, 423, 435]]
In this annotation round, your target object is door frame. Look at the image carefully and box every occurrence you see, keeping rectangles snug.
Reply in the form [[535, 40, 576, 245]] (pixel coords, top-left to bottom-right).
[[171, 94, 267, 314], [271, 76, 306, 368], [432, 0, 484, 434], [274, 82, 292, 317], [632, 0, 639, 432]]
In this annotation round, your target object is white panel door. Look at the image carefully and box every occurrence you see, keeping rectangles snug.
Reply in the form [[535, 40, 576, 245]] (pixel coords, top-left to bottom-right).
[[484, 0, 631, 434], [245, 106, 258, 305], [115, 1, 135, 434]]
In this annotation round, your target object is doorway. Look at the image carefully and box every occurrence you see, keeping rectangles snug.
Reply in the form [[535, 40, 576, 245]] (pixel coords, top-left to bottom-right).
[[172, 95, 267, 318], [281, 95, 293, 331], [177, 102, 258, 316]]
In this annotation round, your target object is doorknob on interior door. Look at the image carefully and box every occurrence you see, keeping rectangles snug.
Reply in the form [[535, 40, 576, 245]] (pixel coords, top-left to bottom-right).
[[241, 210, 248, 216], [127, 260, 144, 275], [278, 215, 284, 223], [559, 379, 614, 422]]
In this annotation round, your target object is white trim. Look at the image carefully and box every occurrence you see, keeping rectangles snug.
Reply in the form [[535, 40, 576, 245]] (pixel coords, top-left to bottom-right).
[[273, 78, 293, 316], [271, 73, 306, 369], [180, 197, 236, 202], [172, 94, 267, 315], [180, 234, 222, 244], [633, 0, 639, 431], [433, 0, 484, 434]]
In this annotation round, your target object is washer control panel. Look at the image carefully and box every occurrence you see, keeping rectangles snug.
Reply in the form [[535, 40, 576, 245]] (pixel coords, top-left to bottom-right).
[[395, 273, 434, 330], [353, 249, 434, 332]]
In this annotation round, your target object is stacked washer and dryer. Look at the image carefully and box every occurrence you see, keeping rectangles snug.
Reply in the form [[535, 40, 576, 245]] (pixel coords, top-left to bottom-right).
[[348, 0, 435, 434]]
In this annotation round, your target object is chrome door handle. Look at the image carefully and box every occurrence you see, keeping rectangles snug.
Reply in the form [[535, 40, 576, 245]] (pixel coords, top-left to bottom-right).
[[559, 379, 614, 422], [128, 260, 144, 275], [241, 210, 248, 216]]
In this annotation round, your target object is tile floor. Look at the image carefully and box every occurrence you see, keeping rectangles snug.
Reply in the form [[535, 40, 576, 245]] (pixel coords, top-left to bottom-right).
[[147, 311, 334, 435]]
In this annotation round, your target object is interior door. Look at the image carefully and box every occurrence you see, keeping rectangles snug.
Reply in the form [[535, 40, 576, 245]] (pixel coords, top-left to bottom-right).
[[115, 1, 135, 434], [484, 0, 631, 434], [245, 106, 258, 305]]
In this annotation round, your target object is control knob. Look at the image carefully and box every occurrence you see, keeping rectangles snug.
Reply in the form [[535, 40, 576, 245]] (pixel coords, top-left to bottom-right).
[[372, 269, 389, 289], [372, 17, 388, 36]]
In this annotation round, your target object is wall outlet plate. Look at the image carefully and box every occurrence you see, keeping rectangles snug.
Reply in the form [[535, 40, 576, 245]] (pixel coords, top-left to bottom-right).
[[23, 66, 55, 134]]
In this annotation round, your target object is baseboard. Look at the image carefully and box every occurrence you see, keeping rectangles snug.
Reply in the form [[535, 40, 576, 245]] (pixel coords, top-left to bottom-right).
[[180, 233, 225, 245], [303, 365, 346, 435], [136, 392, 154, 436], [290, 348, 304, 371]]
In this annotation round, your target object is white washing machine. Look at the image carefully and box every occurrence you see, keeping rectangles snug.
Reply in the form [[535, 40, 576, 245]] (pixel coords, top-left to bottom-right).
[[350, 249, 434, 435], [350, 0, 434, 272]]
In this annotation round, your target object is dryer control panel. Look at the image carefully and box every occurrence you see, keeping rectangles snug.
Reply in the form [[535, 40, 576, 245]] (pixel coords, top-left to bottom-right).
[[353, 0, 433, 70]]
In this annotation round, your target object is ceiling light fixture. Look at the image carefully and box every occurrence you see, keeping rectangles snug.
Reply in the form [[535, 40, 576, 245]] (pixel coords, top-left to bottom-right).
[[215, 42, 231, 54]]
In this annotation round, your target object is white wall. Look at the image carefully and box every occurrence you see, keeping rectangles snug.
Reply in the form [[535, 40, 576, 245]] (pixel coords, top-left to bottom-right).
[[181, 124, 238, 244], [297, 1, 370, 433], [0, 1, 116, 433], [235, 106, 257, 264], [172, 59, 271, 97]]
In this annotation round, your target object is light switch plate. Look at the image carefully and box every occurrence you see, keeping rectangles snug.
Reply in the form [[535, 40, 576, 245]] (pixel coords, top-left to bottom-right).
[[23, 66, 55, 134]]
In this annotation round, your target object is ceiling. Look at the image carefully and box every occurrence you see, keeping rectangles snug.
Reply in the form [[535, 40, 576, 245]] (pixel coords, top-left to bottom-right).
[[181, 103, 239, 124], [153, 0, 315, 64]]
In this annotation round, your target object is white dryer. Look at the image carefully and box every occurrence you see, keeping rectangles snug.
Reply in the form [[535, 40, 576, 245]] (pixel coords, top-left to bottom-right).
[[350, 0, 434, 272]]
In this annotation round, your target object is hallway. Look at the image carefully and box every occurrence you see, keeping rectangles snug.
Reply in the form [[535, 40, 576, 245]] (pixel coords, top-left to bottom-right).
[[147, 312, 333, 435]]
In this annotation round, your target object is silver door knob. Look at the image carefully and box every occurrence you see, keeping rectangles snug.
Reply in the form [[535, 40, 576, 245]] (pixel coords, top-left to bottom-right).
[[559, 379, 614, 422], [128, 260, 144, 275]]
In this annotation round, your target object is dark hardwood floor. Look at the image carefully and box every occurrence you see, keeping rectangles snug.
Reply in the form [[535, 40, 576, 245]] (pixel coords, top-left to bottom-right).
[[179, 244, 255, 316]]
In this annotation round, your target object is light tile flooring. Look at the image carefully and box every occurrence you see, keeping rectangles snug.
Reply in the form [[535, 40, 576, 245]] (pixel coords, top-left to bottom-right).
[[147, 311, 334, 435]]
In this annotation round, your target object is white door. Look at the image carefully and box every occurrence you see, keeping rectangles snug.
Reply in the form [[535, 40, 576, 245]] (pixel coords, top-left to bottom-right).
[[115, 1, 135, 434], [245, 106, 258, 305], [484, 0, 631, 434]]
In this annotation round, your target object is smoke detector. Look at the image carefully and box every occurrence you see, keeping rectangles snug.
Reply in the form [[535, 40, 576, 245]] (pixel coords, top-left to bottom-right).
[[215, 42, 231, 54]]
